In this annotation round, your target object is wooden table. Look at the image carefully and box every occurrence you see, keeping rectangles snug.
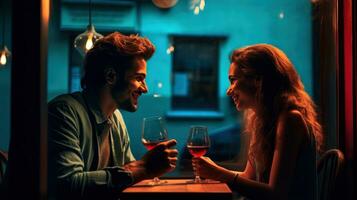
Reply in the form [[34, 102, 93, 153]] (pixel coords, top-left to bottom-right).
[[121, 179, 232, 200]]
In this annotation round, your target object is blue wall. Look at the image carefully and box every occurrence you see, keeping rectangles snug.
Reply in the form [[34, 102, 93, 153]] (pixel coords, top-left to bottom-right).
[[48, 0, 70, 101], [45, 0, 313, 165], [123, 0, 313, 160], [0, 0, 12, 151], [0, 0, 313, 173]]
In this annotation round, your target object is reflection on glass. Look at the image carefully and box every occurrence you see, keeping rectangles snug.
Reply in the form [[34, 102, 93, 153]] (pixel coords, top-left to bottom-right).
[[142, 116, 168, 185], [187, 125, 210, 183]]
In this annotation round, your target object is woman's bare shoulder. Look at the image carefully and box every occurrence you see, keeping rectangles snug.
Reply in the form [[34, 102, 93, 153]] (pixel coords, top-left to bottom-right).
[[276, 109, 308, 141]]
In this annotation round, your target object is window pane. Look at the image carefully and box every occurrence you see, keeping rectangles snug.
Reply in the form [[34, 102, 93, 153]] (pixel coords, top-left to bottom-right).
[[172, 37, 219, 111]]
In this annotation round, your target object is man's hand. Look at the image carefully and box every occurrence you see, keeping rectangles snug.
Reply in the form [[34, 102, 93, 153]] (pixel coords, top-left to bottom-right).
[[125, 139, 178, 183], [142, 139, 178, 178]]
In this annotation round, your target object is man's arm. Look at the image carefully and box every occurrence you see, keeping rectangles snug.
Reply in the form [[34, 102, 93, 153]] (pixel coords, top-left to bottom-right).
[[48, 101, 133, 199], [124, 140, 178, 184], [113, 110, 178, 184]]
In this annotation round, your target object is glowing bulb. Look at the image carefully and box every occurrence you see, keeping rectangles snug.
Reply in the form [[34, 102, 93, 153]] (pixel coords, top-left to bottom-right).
[[191, 0, 204, 15], [0, 52, 6, 65], [194, 6, 200, 15], [0, 46, 11, 66], [74, 25, 103, 57], [85, 34, 94, 50], [199, 0, 205, 10]]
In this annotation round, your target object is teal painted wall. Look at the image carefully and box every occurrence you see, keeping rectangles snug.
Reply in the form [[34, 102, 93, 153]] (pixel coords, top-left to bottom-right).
[[0, 0, 12, 151], [45, 0, 313, 171], [123, 0, 313, 161], [48, 0, 70, 101]]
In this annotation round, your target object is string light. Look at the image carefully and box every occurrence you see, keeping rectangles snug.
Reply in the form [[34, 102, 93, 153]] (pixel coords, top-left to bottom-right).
[[0, 46, 11, 66], [0, 1, 11, 67], [191, 0, 205, 15], [73, 0, 103, 56]]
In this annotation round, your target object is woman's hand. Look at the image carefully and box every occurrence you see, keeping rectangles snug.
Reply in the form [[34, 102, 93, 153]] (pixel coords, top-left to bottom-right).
[[192, 156, 235, 182]]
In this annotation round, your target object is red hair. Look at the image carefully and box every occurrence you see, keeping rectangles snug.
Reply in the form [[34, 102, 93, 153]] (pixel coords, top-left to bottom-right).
[[231, 44, 324, 173], [82, 32, 155, 90]]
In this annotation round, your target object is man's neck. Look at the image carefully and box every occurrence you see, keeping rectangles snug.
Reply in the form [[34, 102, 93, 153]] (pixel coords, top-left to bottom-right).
[[88, 87, 117, 118]]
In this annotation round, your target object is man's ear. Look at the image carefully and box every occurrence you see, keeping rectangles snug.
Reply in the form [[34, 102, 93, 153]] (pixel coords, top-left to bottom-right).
[[104, 67, 117, 85]]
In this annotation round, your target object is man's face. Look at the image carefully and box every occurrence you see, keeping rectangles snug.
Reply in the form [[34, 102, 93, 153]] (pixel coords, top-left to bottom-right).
[[112, 58, 148, 112]]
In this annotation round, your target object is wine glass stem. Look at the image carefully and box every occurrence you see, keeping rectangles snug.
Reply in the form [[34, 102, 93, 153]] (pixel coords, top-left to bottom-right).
[[194, 175, 201, 183], [153, 177, 160, 183]]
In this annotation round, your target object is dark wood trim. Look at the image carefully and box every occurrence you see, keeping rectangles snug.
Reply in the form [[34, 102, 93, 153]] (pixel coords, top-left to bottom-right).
[[312, 0, 340, 150], [338, 0, 356, 199], [352, 0, 357, 196], [337, 0, 345, 154], [337, 0, 354, 158], [6, 0, 48, 199]]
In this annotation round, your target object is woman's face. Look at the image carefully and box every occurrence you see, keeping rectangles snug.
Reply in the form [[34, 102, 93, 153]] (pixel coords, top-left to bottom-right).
[[226, 63, 258, 111]]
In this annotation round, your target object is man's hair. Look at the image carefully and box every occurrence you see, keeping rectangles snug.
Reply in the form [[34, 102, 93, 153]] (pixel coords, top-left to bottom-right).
[[81, 32, 155, 90]]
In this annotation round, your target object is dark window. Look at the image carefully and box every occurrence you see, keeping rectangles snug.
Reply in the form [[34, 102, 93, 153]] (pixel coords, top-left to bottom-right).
[[171, 36, 220, 111]]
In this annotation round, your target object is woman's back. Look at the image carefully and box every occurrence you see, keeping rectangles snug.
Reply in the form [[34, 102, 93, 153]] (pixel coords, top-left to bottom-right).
[[254, 126, 317, 200], [288, 127, 317, 200]]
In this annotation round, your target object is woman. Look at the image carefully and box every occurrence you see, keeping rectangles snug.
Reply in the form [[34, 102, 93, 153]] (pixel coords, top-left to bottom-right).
[[193, 44, 323, 200]]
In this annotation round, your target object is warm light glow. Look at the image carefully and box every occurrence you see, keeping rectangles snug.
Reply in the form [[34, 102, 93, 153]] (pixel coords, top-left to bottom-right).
[[74, 25, 103, 56], [199, 0, 205, 10], [85, 34, 94, 50], [0, 46, 11, 66], [41, 0, 50, 25], [194, 6, 200, 15], [0, 52, 6, 65], [191, 0, 205, 15]]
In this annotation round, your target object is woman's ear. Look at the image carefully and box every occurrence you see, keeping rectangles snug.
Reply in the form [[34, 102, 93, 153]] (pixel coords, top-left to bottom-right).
[[104, 67, 117, 85]]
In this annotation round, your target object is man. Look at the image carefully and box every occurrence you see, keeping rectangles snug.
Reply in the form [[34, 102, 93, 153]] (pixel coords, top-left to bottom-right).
[[48, 32, 178, 199]]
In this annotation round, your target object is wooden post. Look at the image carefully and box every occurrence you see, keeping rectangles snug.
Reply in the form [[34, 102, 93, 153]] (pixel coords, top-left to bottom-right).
[[6, 0, 49, 199]]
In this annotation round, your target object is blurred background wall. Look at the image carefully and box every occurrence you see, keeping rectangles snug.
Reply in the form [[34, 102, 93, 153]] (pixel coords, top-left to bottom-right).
[[1, 0, 314, 175]]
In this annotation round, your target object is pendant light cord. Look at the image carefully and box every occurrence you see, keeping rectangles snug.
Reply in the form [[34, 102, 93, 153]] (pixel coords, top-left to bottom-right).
[[89, 0, 92, 26], [1, 1, 5, 47]]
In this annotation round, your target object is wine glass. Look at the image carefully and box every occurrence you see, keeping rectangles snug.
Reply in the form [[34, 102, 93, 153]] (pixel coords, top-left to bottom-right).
[[142, 116, 168, 185], [187, 125, 210, 183]]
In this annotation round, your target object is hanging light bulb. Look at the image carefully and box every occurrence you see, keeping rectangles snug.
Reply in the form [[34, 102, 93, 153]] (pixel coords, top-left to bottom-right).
[[74, 25, 102, 56], [0, 1, 11, 67], [73, 0, 103, 57], [85, 32, 94, 50], [0, 46, 11, 66]]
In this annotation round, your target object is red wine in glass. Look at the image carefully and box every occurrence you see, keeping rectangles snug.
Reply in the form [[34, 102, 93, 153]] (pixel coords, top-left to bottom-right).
[[186, 125, 210, 183], [187, 145, 209, 157], [142, 116, 168, 185], [142, 139, 160, 151]]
